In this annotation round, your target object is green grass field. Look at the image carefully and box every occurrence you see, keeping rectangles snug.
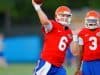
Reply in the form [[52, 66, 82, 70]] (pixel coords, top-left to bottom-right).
[[0, 64, 76, 75]]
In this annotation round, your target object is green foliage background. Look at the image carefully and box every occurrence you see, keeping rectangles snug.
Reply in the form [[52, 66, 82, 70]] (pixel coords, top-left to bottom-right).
[[0, 0, 99, 20]]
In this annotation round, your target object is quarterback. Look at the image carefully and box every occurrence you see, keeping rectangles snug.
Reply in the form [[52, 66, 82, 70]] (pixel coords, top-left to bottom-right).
[[32, 0, 76, 75]]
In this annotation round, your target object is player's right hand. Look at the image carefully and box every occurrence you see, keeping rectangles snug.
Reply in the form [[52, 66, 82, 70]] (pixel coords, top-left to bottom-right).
[[32, 0, 41, 11]]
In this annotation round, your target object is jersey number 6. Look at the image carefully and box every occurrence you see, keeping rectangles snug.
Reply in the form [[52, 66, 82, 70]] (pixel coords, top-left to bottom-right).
[[58, 36, 68, 51]]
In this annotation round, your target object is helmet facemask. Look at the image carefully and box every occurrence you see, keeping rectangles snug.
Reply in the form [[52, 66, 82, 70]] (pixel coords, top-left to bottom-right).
[[85, 17, 99, 29], [85, 10, 100, 29], [55, 12, 72, 26]]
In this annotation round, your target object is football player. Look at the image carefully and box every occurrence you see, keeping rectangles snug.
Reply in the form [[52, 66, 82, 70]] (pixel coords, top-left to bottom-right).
[[32, 0, 75, 75], [73, 10, 100, 75]]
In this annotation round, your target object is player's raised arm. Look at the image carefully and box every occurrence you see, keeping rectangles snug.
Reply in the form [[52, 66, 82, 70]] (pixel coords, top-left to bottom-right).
[[32, 0, 50, 26]]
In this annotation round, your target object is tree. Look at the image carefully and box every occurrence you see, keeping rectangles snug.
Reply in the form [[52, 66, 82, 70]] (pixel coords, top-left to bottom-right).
[[89, 0, 100, 9], [0, 0, 15, 32]]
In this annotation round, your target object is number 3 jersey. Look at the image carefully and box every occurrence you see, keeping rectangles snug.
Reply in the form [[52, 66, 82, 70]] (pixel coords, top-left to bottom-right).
[[78, 28, 100, 61], [41, 20, 72, 67]]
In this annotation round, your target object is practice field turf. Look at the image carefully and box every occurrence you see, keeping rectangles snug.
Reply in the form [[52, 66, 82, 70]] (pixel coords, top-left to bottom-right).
[[0, 64, 76, 75]]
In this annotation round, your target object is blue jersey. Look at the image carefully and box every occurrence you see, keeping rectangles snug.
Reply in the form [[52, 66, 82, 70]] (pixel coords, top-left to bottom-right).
[[82, 60, 100, 75], [33, 59, 66, 75]]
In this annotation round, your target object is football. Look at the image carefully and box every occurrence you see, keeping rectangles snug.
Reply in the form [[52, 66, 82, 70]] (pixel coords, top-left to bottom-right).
[[34, 0, 43, 4]]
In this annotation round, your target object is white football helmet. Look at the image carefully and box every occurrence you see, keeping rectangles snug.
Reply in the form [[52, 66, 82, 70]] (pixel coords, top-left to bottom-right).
[[55, 6, 72, 26]]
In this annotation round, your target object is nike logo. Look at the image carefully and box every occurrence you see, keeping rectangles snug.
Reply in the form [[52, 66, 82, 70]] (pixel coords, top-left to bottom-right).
[[58, 30, 61, 32]]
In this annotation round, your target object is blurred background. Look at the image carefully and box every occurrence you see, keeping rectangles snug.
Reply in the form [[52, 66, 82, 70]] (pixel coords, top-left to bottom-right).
[[0, 0, 100, 75]]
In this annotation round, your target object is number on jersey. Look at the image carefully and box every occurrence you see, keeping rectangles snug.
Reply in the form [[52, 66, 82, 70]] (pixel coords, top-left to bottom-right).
[[58, 36, 68, 51], [89, 36, 97, 51]]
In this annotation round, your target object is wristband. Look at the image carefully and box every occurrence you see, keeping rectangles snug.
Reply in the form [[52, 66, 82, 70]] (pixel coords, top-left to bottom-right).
[[73, 34, 78, 42], [34, 4, 41, 11]]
